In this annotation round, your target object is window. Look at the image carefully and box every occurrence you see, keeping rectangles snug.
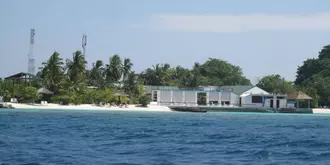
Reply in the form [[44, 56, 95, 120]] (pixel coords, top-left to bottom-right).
[[252, 96, 263, 103]]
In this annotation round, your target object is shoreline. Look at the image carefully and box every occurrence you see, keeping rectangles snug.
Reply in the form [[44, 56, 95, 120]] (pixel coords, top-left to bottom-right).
[[3, 102, 330, 114], [3, 103, 173, 112]]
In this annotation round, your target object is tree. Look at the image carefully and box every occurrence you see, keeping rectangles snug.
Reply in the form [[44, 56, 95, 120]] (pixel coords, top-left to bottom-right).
[[318, 45, 330, 59], [39, 52, 65, 94], [198, 58, 251, 86], [88, 60, 105, 88], [106, 55, 123, 83], [21, 87, 38, 103], [66, 50, 87, 83], [141, 63, 171, 86], [123, 71, 139, 99], [123, 58, 133, 81], [295, 44, 330, 107], [295, 58, 330, 84], [256, 74, 295, 94]]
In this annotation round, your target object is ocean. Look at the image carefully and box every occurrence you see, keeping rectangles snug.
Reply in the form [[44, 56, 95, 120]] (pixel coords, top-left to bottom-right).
[[1, 109, 330, 165]]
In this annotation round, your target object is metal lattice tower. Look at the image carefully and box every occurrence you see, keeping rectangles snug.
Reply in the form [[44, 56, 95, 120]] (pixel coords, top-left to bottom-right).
[[28, 28, 35, 75], [82, 34, 87, 57]]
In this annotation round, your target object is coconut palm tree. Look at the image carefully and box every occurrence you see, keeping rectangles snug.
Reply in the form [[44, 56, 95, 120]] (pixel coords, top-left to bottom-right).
[[106, 54, 123, 83], [88, 60, 105, 88], [123, 71, 139, 98], [123, 58, 133, 81], [39, 51, 64, 94], [140, 63, 171, 85], [66, 51, 87, 83]]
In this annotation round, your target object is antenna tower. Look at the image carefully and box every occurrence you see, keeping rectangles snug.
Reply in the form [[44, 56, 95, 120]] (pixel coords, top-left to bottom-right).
[[82, 34, 87, 58], [28, 28, 35, 75]]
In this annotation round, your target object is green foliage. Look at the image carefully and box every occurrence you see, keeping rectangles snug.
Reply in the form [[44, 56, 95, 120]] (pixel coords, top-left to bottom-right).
[[256, 74, 295, 94], [21, 87, 38, 103], [51, 95, 73, 105], [66, 51, 87, 83], [88, 60, 105, 89], [39, 51, 65, 94], [141, 58, 251, 88], [139, 95, 151, 107], [295, 44, 330, 107], [106, 55, 123, 82], [199, 58, 251, 86]]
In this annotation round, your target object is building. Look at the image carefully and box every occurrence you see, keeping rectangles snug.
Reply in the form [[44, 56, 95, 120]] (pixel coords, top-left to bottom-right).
[[148, 85, 288, 109], [238, 86, 287, 109]]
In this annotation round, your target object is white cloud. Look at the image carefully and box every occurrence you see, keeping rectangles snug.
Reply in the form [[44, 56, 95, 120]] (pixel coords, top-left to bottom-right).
[[151, 13, 330, 32]]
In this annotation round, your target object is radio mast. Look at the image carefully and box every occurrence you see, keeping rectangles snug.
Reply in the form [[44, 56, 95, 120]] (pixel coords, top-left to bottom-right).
[[28, 28, 35, 75]]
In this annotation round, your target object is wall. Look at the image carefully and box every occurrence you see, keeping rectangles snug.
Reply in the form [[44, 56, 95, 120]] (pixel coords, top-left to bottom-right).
[[209, 92, 220, 102], [185, 91, 197, 105], [221, 92, 231, 101], [240, 95, 264, 108], [241, 95, 287, 108], [172, 91, 184, 104], [155, 90, 246, 107], [159, 91, 171, 104], [230, 93, 239, 106]]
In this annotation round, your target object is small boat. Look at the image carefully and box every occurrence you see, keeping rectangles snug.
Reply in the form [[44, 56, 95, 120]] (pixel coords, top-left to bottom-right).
[[169, 106, 207, 113], [0, 103, 15, 109]]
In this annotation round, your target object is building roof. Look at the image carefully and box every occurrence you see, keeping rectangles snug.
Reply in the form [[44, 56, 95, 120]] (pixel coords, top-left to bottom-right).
[[287, 91, 313, 100], [219, 85, 254, 95], [144, 85, 180, 93], [37, 88, 54, 95], [198, 86, 220, 91], [5, 72, 35, 80], [113, 92, 129, 96]]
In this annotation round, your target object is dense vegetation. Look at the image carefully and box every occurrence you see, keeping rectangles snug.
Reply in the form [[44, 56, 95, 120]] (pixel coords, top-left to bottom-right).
[[1, 45, 330, 107]]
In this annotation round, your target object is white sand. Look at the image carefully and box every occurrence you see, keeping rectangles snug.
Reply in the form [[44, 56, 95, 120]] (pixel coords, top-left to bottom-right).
[[312, 108, 330, 114], [6, 103, 173, 112]]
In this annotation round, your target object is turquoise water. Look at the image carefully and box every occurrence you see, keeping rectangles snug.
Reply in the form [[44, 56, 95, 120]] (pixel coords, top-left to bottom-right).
[[1, 109, 330, 164]]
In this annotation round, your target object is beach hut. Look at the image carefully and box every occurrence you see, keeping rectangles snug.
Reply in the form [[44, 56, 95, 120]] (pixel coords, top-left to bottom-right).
[[113, 92, 129, 104], [287, 91, 313, 108], [37, 88, 54, 104]]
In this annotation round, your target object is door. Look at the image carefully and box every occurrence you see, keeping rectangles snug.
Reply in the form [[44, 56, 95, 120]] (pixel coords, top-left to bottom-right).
[[270, 100, 273, 108], [276, 100, 280, 108], [239, 97, 242, 106]]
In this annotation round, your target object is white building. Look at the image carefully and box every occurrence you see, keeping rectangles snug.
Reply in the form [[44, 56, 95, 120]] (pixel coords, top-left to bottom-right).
[[238, 86, 287, 109], [149, 85, 288, 109]]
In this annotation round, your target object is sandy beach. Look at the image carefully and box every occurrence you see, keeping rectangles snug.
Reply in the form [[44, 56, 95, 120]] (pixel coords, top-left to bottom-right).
[[4, 103, 173, 112], [312, 108, 330, 114]]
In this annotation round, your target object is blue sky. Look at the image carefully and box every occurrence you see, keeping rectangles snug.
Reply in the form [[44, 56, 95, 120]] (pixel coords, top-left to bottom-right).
[[1, 0, 330, 84]]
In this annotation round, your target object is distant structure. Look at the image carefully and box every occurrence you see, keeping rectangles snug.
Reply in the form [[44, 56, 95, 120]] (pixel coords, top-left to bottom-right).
[[28, 28, 35, 75], [82, 34, 87, 57]]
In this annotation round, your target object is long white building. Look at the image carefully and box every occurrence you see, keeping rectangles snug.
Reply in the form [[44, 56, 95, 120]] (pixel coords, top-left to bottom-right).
[[147, 85, 288, 109]]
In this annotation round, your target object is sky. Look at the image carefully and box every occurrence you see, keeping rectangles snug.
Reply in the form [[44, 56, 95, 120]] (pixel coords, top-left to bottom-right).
[[1, 0, 330, 84]]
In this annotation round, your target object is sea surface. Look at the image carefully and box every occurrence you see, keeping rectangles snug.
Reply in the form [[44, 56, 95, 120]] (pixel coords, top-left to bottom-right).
[[1, 109, 330, 165]]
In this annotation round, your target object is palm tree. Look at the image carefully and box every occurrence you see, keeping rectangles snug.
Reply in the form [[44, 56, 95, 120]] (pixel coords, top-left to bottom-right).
[[39, 51, 64, 94], [106, 55, 123, 83], [66, 51, 87, 83], [140, 63, 171, 86], [89, 60, 105, 88], [123, 58, 133, 81], [123, 71, 139, 98]]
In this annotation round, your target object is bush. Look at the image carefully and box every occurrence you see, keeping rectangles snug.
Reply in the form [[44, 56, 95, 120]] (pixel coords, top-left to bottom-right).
[[51, 95, 73, 105], [138, 95, 151, 107], [21, 86, 38, 103]]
